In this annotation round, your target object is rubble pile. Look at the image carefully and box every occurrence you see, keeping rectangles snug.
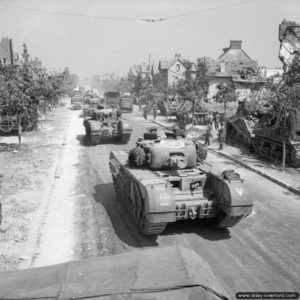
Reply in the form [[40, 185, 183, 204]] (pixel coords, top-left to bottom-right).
[[279, 20, 300, 69], [207, 60, 263, 81]]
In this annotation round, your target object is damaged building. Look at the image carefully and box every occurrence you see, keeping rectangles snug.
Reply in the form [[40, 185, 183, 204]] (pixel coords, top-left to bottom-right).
[[203, 40, 265, 102]]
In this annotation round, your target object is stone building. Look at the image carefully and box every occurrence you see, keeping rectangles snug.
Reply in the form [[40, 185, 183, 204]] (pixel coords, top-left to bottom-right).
[[158, 54, 188, 88], [204, 40, 265, 102], [0, 37, 19, 66]]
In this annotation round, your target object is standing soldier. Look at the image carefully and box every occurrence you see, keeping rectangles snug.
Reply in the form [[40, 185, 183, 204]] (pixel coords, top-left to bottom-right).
[[214, 112, 220, 131], [152, 102, 157, 120], [218, 123, 225, 150], [204, 122, 212, 146], [143, 104, 148, 120], [116, 108, 122, 119]]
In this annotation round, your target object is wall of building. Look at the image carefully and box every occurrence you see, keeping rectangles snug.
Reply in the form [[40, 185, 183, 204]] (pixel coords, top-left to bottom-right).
[[159, 69, 169, 88], [167, 61, 186, 87]]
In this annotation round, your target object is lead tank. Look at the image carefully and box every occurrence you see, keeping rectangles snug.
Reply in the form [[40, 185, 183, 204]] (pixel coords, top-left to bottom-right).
[[83, 108, 132, 145], [109, 128, 253, 235], [252, 108, 300, 167]]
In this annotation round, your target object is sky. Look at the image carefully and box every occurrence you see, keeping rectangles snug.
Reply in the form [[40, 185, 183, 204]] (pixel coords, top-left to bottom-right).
[[0, 0, 299, 79]]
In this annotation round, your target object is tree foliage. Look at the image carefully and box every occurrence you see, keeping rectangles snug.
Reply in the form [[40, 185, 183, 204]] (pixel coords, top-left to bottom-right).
[[0, 44, 77, 119], [214, 83, 237, 106]]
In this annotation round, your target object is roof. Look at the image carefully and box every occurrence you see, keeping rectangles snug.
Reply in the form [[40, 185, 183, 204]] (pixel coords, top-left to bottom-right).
[[218, 48, 252, 62], [159, 57, 188, 70], [0, 246, 229, 300], [159, 58, 177, 69]]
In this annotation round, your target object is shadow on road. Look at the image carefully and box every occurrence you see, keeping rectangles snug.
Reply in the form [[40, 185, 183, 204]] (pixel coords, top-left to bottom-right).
[[76, 134, 129, 147], [93, 183, 159, 249], [162, 219, 231, 241]]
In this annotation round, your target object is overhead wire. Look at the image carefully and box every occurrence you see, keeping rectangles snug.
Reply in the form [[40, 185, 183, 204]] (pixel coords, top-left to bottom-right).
[[0, 0, 254, 22]]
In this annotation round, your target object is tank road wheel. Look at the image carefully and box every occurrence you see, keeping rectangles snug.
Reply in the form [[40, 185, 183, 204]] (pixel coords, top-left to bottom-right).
[[90, 135, 101, 145], [210, 211, 243, 229], [138, 213, 167, 236]]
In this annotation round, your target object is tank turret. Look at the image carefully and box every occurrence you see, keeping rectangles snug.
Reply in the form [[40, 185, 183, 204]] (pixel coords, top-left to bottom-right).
[[129, 127, 197, 170]]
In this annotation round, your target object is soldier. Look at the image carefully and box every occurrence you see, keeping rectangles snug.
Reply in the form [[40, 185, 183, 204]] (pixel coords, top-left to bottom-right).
[[172, 125, 185, 139], [218, 123, 225, 150], [143, 104, 148, 120], [116, 108, 122, 119], [204, 122, 212, 146], [214, 112, 220, 131], [152, 102, 157, 120]]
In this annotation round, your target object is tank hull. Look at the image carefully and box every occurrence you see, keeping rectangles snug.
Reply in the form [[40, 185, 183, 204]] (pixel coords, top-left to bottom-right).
[[252, 128, 300, 167], [84, 118, 132, 145], [109, 151, 253, 235]]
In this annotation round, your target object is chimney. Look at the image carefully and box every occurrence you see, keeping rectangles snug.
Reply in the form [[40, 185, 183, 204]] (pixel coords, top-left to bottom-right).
[[230, 40, 242, 49], [175, 53, 181, 60]]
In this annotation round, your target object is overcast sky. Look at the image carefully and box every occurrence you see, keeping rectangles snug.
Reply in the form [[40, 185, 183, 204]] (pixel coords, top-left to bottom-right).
[[0, 0, 299, 78]]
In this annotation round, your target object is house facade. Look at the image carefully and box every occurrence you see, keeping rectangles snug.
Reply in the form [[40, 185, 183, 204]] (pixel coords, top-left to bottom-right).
[[205, 40, 265, 102], [158, 54, 187, 88]]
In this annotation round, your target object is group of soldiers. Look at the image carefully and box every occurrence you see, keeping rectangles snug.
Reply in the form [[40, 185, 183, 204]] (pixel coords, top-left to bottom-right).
[[140, 100, 226, 150], [204, 112, 225, 150], [142, 101, 157, 121]]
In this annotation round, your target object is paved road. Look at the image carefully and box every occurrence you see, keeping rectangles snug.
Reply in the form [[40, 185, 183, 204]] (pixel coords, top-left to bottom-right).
[[34, 111, 300, 299]]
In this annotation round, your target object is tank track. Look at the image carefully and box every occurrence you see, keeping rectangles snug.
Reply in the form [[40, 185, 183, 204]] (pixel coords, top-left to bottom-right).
[[114, 174, 167, 235], [252, 137, 300, 167], [90, 135, 100, 145], [118, 133, 131, 144], [213, 214, 243, 229]]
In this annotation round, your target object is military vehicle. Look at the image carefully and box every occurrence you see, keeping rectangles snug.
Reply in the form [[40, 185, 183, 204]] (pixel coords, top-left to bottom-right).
[[71, 90, 83, 110], [109, 127, 253, 235], [0, 246, 229, 300], [252, 108, 300, 167], [226, 101, 267, 148], [83, 108, 132, 145], [82, 97, 104, 117], [119, 94, 134, 113], [104, 91, 120, 108]]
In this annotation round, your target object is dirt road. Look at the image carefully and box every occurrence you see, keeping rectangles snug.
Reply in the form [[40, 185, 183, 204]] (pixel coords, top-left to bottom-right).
[[3, 109, 299, 298]]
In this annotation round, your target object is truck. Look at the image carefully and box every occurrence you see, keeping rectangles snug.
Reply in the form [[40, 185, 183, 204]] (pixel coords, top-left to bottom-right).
[[104, 91, 120, 108], [119, 94, 134, 113]]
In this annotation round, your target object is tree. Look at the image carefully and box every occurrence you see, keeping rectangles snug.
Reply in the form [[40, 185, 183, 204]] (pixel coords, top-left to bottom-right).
[[214, 82, 237, 116], [262, 55, 300, 168], [0, 44, 78, 147], [283, 53, 300, 87]]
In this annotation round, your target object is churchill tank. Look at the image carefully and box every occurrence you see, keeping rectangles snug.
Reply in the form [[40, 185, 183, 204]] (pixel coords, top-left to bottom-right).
[[252, 108, 300, 167], [109, 128, 253, 235], [83, 108, 132, 145]]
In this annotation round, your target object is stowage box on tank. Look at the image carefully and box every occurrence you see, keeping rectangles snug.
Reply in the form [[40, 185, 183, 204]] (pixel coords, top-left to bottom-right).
[[109, 128, 253, 235]]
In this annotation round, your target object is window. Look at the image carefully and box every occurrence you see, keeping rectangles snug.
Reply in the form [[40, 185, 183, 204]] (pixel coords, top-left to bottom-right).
[[176, 64, 180, 72]]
